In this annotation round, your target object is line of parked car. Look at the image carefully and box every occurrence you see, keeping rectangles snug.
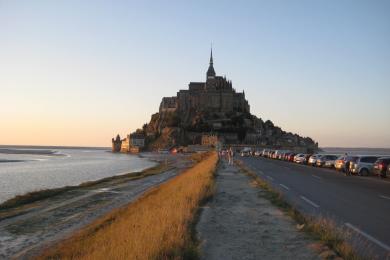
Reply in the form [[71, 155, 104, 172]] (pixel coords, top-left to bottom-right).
[[240, 148, 390, 178]]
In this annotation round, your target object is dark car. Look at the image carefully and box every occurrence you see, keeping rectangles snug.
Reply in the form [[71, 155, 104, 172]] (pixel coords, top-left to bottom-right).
[[372, 157, 390, 178], [283, 152, 294, 161], [316, 155, 339, 167], [287, 153, 296, 162]]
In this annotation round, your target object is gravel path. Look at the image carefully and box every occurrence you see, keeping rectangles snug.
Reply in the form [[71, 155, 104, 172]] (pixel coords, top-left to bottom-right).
[[196, 161, 320, 260]]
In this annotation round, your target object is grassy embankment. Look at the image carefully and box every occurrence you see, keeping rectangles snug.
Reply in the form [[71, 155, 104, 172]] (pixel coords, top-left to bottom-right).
[[235, 160, 361, 260], [38, 152, 218, 259], [0, 162, 172, 213]]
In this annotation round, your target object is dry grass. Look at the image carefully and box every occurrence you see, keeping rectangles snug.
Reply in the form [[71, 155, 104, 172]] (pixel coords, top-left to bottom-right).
[[37, 152, 218, 260], [236, 160, 362, 260]]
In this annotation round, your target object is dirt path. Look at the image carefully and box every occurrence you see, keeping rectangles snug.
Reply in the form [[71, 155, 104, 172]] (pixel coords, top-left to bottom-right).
[[196, 161, 320, 260], [0, 154, 192, 259]]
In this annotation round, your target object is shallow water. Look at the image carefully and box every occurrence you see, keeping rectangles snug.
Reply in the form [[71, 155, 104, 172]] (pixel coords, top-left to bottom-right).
[[0, 148, 155, 203], [321, 147, 390, 156]]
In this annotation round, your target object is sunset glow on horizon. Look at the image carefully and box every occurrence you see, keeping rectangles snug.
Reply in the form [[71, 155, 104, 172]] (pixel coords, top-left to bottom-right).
[[1, 1, 389, 148]]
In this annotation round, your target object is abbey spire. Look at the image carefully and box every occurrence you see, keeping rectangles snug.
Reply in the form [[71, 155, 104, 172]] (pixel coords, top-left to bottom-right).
[[206, 48, 216, 79]]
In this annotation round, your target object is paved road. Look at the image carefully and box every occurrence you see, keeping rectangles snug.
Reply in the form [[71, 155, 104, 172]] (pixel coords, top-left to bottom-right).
[[240, 156, 390, 259], [0, 154, 192, 259]]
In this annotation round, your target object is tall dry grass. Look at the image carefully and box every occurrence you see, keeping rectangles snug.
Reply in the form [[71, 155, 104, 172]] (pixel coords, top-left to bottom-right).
[[38, 152, 218, 260]]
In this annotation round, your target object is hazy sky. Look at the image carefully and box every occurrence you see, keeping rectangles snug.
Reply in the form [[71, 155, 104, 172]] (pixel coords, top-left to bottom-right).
[[1, 0, 389, 147]]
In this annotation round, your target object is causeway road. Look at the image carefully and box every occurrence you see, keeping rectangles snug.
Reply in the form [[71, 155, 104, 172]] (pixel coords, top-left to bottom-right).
[[240, 156, 390, 259]]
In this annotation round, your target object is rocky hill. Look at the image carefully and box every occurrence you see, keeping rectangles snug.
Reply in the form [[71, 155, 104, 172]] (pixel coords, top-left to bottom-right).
[[138, 50, 318, 152], [143, 109, 317, 152]]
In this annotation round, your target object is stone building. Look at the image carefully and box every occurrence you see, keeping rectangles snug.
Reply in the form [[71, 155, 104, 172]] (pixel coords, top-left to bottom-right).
[[138, 49, 318, 151], [120, 136, 131, 153], [130, 133, 145, 148], [159, 97, 177, 112], [111, 134, 122, 152], [112, 132, 145, 153], [159, 49, 250, 119]]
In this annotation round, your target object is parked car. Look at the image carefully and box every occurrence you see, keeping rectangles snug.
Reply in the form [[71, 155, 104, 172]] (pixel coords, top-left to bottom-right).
[[316, 155, 339, 167], [293, 153, 305, 163], [308, 154, 322, 166], [240, 151, 250, 157], [267, 150, 275, 158], [334, 155, 359, 172], [278, 151, 287, 160], [287, 153, 296, 162], [262, 149, 270, 157], [388, 164, 390, 177], [334, 156, 345, 171], [349, 156, 380, 176], [254, 150, 262, 157], [283, 152, 291, 160], [324, 159, 336, 168], [274, 150, 288, 160], [240, 148, 252, 157], [372, 157, 390, 177]]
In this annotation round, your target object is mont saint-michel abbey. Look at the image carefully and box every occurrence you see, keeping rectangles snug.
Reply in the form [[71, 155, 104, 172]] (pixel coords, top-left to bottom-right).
[[113, 49, 317, 153], [160, 49, 250, 116]]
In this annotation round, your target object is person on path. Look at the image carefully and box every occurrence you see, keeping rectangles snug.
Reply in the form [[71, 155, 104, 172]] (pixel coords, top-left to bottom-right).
[[344, 153, 351, 176], [228, 147, 234, 165]]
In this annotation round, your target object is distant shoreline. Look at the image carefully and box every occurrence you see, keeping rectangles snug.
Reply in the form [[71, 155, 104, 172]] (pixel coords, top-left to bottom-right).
[[0, 145, 110, 150], [320, 147, 390, 156], [320, 147, 390, 150], [0, 159, 27, 163]]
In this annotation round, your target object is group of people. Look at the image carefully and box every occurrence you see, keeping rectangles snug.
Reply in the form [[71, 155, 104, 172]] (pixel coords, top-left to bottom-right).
[[219, 147, 234, 165]]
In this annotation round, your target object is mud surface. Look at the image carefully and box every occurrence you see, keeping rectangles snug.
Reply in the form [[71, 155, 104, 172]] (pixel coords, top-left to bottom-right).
[[0, 153, 191, 259], [197, 161, 320, 260]]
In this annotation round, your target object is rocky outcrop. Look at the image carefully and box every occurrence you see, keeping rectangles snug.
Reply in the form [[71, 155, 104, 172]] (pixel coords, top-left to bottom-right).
[[143, 109, 317, 151], [137, 50, 318, 152]]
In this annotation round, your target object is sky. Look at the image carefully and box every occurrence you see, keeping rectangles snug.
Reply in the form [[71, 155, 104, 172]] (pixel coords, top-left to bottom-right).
[[1, 0, 389, 148]]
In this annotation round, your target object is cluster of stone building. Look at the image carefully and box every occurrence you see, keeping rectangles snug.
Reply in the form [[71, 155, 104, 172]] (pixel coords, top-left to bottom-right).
[[111, 132, 145, 153], [159, 49, 249, 117], [112, 49, 318, 153]]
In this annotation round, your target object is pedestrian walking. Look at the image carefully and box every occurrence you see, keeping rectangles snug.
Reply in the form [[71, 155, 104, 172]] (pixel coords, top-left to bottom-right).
[[228, 147, 234, 165], [345, 158, 351, 176]]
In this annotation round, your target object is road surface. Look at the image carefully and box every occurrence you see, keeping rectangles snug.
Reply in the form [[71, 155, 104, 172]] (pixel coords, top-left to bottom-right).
[[240, 156, 390, 259]]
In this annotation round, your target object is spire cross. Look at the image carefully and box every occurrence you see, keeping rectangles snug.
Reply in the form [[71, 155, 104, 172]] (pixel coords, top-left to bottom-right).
[[210, 45, 213, 64]]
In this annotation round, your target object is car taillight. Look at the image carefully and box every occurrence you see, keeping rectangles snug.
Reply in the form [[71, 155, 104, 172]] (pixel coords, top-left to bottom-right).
[[379, 163, 385, 169]]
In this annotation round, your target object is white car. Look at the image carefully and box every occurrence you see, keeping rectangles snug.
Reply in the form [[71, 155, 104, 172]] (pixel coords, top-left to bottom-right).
[[308, 154, 322, 166], [293, 154, 305, 163]]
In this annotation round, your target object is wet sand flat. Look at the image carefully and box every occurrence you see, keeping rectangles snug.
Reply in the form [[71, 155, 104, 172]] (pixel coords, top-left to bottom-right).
[[0, 154, 192, 259]]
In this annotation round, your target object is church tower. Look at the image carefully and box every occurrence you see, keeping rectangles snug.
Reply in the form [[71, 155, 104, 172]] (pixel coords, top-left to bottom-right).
[[206, 48, 216, 80]]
